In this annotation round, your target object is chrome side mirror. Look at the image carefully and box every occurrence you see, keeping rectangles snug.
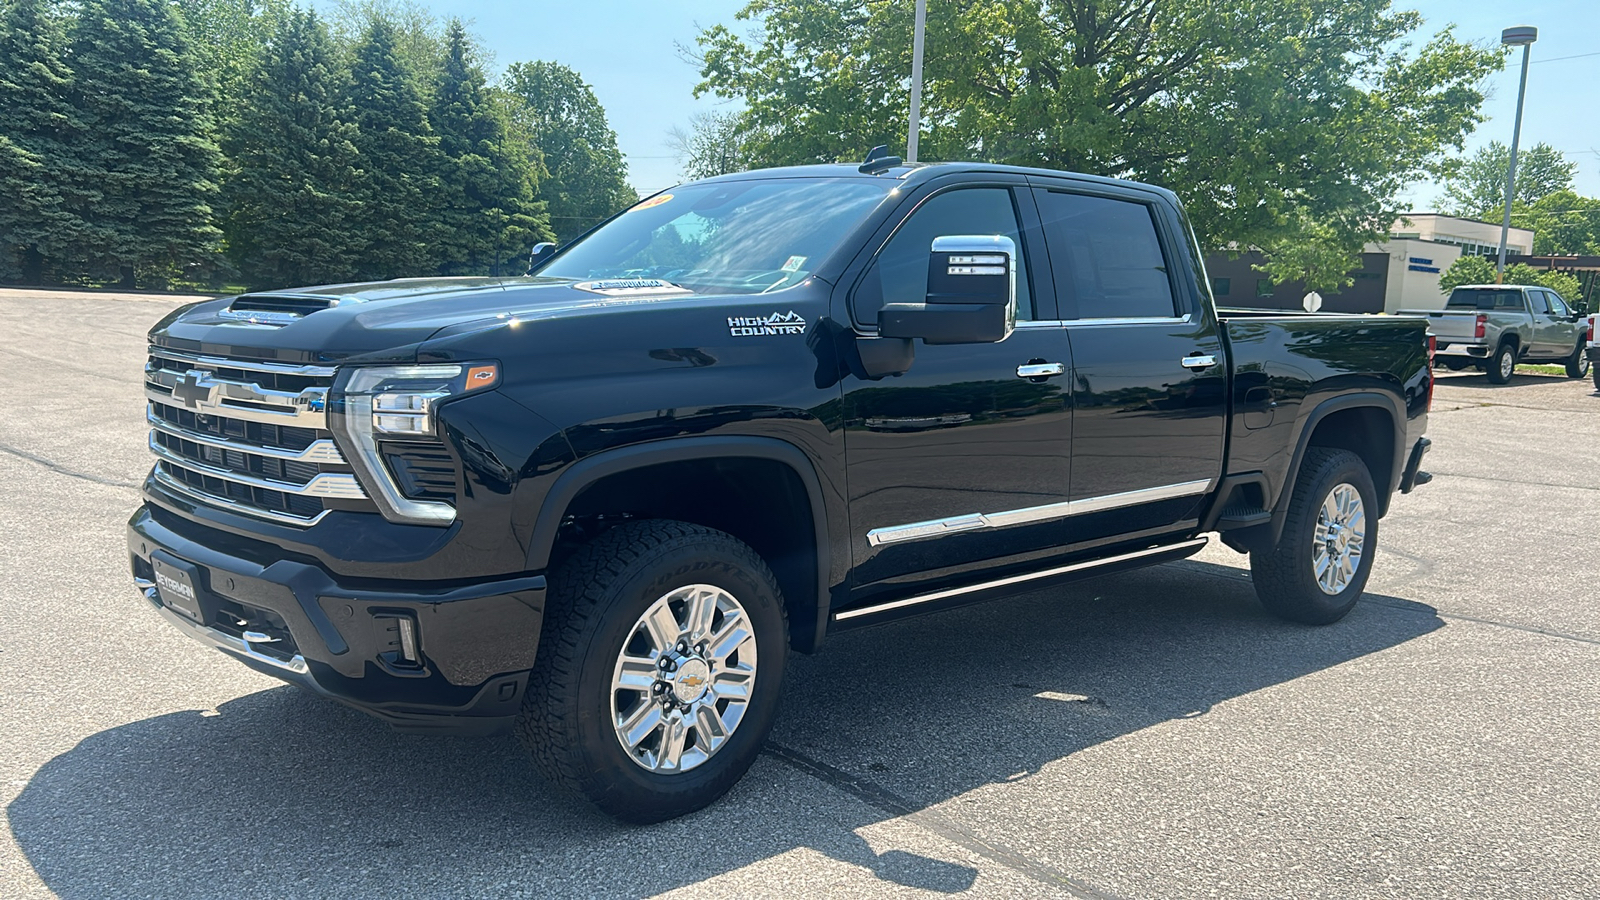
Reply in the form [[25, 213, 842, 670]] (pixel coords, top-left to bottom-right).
[[877, 235, 1016, 344], [526, 242, 557, 274]]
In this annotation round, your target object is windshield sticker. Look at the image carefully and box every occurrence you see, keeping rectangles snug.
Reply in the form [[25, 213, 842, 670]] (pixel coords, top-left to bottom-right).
[[729, 311, 806, 337], [629, 193, 673, 212], [574, 278, 693, 296], [781, 255, 807, 272]]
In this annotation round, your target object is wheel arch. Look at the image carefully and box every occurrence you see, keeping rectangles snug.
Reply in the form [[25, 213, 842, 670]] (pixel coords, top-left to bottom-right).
[[527, 436, 832, 653], [1269, 392, 1406, 544]]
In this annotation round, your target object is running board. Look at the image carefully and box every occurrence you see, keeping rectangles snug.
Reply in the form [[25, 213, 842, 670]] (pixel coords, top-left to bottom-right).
[[831, 537, 1209, 630]]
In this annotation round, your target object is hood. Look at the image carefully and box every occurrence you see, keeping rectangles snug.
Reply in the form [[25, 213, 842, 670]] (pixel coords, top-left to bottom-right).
[[147, 276, 711, 364]]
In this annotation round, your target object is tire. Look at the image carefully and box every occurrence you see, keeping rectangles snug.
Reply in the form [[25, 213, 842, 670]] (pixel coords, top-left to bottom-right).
[[1486, 341, 1517, 384], [517, 520, 788, 824], [1250, 448, 1378, 625], [1565, 343, 1590, 379], [1593, 362, 1600, 392]]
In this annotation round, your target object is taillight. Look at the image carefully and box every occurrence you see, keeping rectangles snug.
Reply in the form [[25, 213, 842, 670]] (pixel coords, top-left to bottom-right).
[[1475, 314, 1487, 339], [1587, 316, 1595, 344]]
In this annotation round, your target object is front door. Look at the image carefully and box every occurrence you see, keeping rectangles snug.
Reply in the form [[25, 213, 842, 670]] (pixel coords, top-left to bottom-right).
[[842, 182, 1076, 591], [1031, 183, 1227, 537]]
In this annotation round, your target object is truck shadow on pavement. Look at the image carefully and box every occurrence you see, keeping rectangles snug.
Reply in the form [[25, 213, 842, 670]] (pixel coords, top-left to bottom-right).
[[8, 559, 1443, 898]]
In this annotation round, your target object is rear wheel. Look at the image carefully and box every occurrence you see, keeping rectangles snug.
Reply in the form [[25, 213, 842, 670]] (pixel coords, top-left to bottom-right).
[[1486, 341, 1517, 384], [517, 520, 788, 823], [1250, 448, 1377, 625], [1566, 342, 1590, 379]]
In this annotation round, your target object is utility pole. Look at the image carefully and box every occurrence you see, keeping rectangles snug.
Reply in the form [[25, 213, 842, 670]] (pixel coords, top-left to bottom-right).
[[1496, 25, 1538, 283], [907, 0, 926, 163]]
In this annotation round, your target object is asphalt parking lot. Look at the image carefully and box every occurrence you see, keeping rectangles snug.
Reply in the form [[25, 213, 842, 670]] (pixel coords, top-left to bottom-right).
[[2, 287, 1597, 899]]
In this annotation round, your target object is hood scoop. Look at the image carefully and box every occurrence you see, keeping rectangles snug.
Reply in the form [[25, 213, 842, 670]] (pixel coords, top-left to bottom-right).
[[218, 292, 341, 326]]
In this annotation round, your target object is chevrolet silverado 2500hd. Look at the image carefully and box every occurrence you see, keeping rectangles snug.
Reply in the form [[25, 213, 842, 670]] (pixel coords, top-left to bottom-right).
[[130, 161, 1434, 822], [1408, 284, 1589, 383]]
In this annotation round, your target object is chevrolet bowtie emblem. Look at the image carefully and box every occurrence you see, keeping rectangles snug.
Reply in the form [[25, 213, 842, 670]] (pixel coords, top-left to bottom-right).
[[171, 369, 215, 410]]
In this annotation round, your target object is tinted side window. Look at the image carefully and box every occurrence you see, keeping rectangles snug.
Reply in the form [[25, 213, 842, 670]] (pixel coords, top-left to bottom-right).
[[1548, 292, 1570, 317], [1035, 190, 1177, 319], [853, 187, 1031, 324], [1529, 291, 1550, 314]]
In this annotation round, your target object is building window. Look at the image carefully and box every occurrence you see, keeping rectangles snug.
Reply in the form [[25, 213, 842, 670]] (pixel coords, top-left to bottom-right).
[[1255, 278, 1273, 298], [1211, 277, 1230, 297]]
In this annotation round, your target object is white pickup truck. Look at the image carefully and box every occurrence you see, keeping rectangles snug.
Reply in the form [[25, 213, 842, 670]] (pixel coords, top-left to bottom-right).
[[1407, 284, 1590, 384]]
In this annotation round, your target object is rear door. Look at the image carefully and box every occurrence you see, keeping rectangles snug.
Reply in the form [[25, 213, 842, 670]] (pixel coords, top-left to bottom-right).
[[1029, 179, 1227, 537], [841, 176, 1077, 591]]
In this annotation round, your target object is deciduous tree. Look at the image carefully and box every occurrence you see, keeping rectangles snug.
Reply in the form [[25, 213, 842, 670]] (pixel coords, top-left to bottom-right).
[[503, 61, 636, 243], [694, 0, 1502, 291], [1441, 141, 1576, 218]]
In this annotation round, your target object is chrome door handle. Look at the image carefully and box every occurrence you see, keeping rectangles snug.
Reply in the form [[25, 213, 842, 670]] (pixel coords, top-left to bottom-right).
[[1017, 362, 1066, 379], [1181, 354, 1217, 370]]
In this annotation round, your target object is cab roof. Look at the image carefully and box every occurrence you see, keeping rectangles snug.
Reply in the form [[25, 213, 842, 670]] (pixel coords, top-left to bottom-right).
[[691, 161, 1182, 206]]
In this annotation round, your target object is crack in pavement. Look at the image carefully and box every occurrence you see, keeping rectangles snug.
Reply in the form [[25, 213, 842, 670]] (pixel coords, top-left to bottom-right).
[[1423, 470, 1600, 493], [0, 442, 141, 490], [763, 742, 1124, 899]]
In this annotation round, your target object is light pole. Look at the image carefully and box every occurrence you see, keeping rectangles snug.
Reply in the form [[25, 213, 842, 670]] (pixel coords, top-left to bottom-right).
[[1495, 25, 1537, 283], [907, 0, 926, 162]]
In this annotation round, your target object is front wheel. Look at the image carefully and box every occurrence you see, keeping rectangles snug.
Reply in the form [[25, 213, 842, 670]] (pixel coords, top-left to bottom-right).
[[1486, 342, 1517, 384], [517, 520, 788, 823], [1250, 448, 1378, 625], [1566, 343, 1590, 379]]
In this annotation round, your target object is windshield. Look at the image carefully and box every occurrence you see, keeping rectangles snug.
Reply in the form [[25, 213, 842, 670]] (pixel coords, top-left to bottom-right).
[[540, 178, 896, 295], [1447, 288, 1523, 310]]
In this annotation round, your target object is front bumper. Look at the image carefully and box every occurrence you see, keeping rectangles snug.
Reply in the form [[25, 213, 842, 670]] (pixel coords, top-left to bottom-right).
[[129, 505, 546, 734]]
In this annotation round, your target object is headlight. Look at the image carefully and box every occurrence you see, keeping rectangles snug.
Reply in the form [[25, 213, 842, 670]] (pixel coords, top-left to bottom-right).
[[330, 363, 499, 525]]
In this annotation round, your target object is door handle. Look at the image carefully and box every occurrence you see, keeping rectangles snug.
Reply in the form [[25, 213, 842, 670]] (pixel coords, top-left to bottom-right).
[[1016, 362, 1066, 379], [1181, 354, 1217, 370]]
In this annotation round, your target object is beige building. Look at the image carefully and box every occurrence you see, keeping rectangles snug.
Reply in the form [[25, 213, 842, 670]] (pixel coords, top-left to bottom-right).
[[1205, 213, 1539, 314], [1390, 213, 1534, 258]]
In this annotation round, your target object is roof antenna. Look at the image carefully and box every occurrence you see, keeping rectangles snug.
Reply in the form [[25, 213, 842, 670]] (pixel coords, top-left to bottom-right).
[[859, 144, 902, 175]]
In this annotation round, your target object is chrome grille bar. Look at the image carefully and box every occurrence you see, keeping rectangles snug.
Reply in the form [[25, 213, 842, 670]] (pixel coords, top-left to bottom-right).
[[149, 435, 366, 499], [151, 468, 332, 526], [146, 408, 345, 464]]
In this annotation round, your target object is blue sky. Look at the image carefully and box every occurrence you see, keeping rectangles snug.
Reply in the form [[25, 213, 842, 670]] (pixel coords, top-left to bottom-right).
[[334, 0, 1599, 207]]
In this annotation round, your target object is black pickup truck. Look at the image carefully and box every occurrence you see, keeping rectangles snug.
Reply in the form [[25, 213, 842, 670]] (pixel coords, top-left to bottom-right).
[[129, 161, 1433, 822]]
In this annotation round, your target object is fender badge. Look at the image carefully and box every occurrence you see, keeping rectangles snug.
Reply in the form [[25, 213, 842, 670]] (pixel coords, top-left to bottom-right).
[[729, 311, 806, 337]]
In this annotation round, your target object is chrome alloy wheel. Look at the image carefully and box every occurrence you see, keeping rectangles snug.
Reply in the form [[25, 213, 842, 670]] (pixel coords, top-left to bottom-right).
[[1312, 482, 1366, 595], [1500, 351, 1515, 381], [610, 584, 757, 773]]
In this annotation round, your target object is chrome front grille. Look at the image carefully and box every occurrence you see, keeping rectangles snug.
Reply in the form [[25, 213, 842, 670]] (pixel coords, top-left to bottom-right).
[[144, 346, 369, 525]]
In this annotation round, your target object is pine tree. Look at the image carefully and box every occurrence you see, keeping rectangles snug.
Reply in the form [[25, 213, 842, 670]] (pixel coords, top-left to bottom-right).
[[345, 18, 442, 281], [222, 8, 363, 288], [0, 0, 81, 283], [429, 19, 547, 276], [63, 0, 223, 288]]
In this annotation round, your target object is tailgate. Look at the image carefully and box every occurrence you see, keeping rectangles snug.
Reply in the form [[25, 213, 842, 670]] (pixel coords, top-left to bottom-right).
[[1413, 311, 1481, 341]]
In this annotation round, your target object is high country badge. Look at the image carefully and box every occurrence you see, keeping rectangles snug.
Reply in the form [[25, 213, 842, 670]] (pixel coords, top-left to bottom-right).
[[728, 311, 806, 337]]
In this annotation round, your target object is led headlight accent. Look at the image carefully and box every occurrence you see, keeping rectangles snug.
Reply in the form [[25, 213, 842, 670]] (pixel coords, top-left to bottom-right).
[[330, 363, 499, 525]]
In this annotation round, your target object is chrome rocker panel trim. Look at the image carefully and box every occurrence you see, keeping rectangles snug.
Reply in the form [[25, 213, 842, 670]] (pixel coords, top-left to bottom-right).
[[836, 538, 1211, 622], [866, 479, 1212, 547]]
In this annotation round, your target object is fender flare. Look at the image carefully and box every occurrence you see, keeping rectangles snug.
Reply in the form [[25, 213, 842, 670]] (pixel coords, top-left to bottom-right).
[[525, 435, 833, 650], [1270, 391, 1407, 544]]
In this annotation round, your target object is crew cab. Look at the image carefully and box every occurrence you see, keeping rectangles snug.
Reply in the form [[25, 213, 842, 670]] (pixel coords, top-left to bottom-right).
[[129, 160, 1433, 822], [1408, 284, 1590, 383]]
